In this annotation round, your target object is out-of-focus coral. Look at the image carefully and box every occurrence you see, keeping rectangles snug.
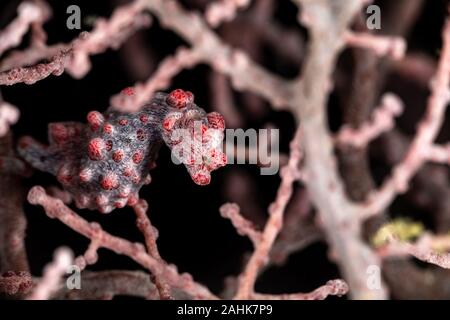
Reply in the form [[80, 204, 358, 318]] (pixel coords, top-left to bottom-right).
[[0, 100, 19, 137]]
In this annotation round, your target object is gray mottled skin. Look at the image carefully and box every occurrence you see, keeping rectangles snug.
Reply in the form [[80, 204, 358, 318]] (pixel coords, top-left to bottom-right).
[[18, 91, 226, 213]]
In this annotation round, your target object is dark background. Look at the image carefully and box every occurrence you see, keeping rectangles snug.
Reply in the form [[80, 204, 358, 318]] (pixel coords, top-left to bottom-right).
[[0, 0, 448, 297]]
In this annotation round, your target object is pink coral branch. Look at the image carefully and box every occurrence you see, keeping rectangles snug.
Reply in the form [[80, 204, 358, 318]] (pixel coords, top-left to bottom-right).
[[110, 47, 202, 112], [66, 1, 151, 79], [142, 0, 291, 110], [344, 31, 406, 60], [27, 247, 73, 300], [3, 0, 448, 301], [27, 185, 218, 300], [0, 49, 71, 85], [55, 270, 160, 300], [423, 144, 450, 164], [0, 99, 20, 137], [335, 93, 404, 148], [74, 239, 101, 270], [0, 271, 32, 295], [361, 18, 450, 220], [378, 234, 450, 269], [0, 0, 151, 84], [209, 72, 244, 128], [292, 0, 389, 299], [205, 0, 251, 27], [0, 133, 30, 274], [269, 189, 322, 266], [133, 199, 172, 300], [234, 129, 302, 299], [219, 203, 262, 246]]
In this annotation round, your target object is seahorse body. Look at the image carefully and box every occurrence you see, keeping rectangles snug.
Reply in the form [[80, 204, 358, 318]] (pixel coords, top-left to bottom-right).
[[18, 90, 227, 213]]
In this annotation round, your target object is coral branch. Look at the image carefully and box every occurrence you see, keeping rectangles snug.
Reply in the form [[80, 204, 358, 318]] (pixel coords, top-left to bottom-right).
[[392, 53, 436, 87], [133, 200, 172, 300], [27, 185, 218, 299], [423, 144, 450, 164], [205, 0, 251, 27], [27, 247, 73, 300], [2, 0, 447, 301], [142, 0, 291, 109], [74, 239, 101, 270], [55, 270, 159, 300], [335, 93, 404, 148], [234, 129, 302, 299], [361, 19, 450, 219], [0, 44, 67, 72], [0, 1, 50, 56], [0, 49, 71, 85], [292, 0, 388, 299], [111, 47, 202, 112], [344, 31, 406, 60], [0, 271, 32, 296], [379, 234, 450, 269], [219, 203, 262, 246], [46, 186, 72, 205]]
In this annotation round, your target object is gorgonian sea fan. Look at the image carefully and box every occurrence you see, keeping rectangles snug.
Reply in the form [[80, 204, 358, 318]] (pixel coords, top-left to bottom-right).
[[18, 89, 227, 213]]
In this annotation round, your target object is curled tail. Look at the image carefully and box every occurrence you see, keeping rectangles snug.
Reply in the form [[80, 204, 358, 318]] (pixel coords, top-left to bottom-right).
[[17, 136, 60, 175]]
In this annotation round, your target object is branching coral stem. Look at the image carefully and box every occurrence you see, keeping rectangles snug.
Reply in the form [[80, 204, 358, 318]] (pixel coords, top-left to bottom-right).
[[379, 234, 450, 269], [344, 31, 406, 60], [0, 1, 49, 56], [142, 0, 290, 109], [292, 0, 388, 299], [205, 0, 252, 27], [0, 1, 150, 84], [360, 19, 450, 220], [335, 93, 404, 148], [133, 200, 172, 299], [27, 247, 73, 300], [233, 129, 302, 299]]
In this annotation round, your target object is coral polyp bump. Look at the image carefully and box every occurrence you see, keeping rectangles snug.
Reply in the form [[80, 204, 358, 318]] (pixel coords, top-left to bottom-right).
[[18, 90, 227, 213]]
